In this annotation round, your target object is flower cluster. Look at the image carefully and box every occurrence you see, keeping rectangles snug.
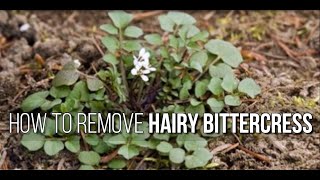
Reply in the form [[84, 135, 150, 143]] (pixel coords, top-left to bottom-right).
[[131, 48, 156, 82]]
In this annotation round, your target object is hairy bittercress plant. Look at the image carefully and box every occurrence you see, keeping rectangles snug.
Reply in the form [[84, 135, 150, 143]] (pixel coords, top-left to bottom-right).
[[20, 11, 261, 170]]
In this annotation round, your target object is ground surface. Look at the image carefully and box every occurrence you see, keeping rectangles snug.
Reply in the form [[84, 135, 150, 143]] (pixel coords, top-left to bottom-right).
[[0, 10, 319, 170]]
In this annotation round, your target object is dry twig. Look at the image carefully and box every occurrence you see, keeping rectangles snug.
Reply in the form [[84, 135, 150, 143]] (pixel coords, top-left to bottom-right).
[[57, 158, 65, 170], [0, 150, 7, 170], [100, 149, 119, 164], [133, 11, 164, 21], [238, 145, 271, 164]]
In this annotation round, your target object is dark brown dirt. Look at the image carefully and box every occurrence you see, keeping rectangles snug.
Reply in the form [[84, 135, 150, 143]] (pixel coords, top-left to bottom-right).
[[0, 10, 319, 170]]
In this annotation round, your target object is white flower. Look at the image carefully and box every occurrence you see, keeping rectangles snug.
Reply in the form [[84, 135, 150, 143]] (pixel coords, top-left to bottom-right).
[[133, 48, 150, 69], [73, 59, 81, 68], [20, 23, 30, 32], [131, 48, 156, 82]]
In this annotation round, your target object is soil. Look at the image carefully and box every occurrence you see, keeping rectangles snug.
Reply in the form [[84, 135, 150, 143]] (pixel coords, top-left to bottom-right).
[[0, 10, 319, 170]]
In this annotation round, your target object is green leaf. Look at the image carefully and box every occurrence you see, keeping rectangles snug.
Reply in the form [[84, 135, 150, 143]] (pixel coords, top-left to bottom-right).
[[207, 98, 224, 113], [107, 134, 127, 145], [103, 53, 118, 66], [195, 80, 208, 98], [169, 78, 182, 89], [52, 69, 79, 87], [50, 86, 70, 99], [184, 134, 207, 152], [69, 81, 90, 102], [78, 151, 101, 165], [44, 140, 64, 156], [170, 53, 182, 63], [103, 134, 117, 148], [21, 132, 45, 151], [144, 34, 163, 45], [118, 144, 139, 160], [169, 148, 185, 164], [124, 26, 143, 38], [190, 98, 202, 106], [185, 148, 212, 169], [40, 99, 62, 111], [185, 104, 205, 116], [174, 105, 185, 113], [183, 78, 193, 90], [238, 78, 261, 98], [179, 86, 190, 100], [52, 61, 80, 87], [134, 121, 150, 139], [93, 140, 111, 154], [159, 46, 169, 58], [97, 70, 108, 81], [187, 41, 202, 50], [148, 138, 161, 149], [178, 25, 189, 41], [108, 159, 127, 169], [131, 139, 150, 148], [221, 74, 238, 93], [187, 25, 200, 38], [209, 63, 233, 78], [108, 11, 133, 29], [79, 165, 95, 170], [101, 36, 119, 54], [122, 40, 141, 52], [84, 134, 100, 146], [91, 89, 105, 101], [208, 77, 223, 96], [65, 136, 80, 153], [158, 15, 175, 32], [205, 39, 243, 68], [21, 91, 49, 112], [153, 133, 170, 141], [190, 31, 209, 42], [190, 50, 208, 73], [169, 35, 178, 49], [176, 134, 187, 147], [100, 24, 118, 35], [168, 12, 196, 25], [86, 77, 104, 92], [43, 119, 56, 136], [89, 101, 105, 112], [224, 95, 241, 106], [156, 141, 173, 155]]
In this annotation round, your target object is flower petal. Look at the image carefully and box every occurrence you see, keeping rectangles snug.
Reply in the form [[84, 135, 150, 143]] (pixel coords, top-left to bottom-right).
[[141, 69, 151, 74], [148, 67, 156, 72], [139, 48, 146, 57], [133, 56, 139, 66], [73, 59, 81, 68], [135, 61, 143, 69], [142, 52, 150, 61], [141, 74, 149, 82], [131, 68, 138, 75], [141, 59, 150, 68]]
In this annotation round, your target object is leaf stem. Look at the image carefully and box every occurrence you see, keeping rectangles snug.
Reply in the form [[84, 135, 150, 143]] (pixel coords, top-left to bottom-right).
[[137, 79, 145, 103], [173, 25, 180, 36], [193, 56, 220, 83], [118, 28, 130, 98], [76, 70, 96, 79]]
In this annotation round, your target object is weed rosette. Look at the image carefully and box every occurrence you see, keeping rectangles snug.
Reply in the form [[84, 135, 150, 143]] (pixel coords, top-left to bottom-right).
[[19, 11, 261, 170]]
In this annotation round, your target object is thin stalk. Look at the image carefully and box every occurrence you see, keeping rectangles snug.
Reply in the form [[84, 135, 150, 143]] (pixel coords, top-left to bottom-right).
[[137, 79, 145, 103], [193, 56, 220, 83], [118, 28, 129, 97]]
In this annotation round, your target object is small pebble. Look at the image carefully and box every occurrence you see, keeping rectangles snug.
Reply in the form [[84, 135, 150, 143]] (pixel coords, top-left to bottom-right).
[[19, 23, 30, 32]]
